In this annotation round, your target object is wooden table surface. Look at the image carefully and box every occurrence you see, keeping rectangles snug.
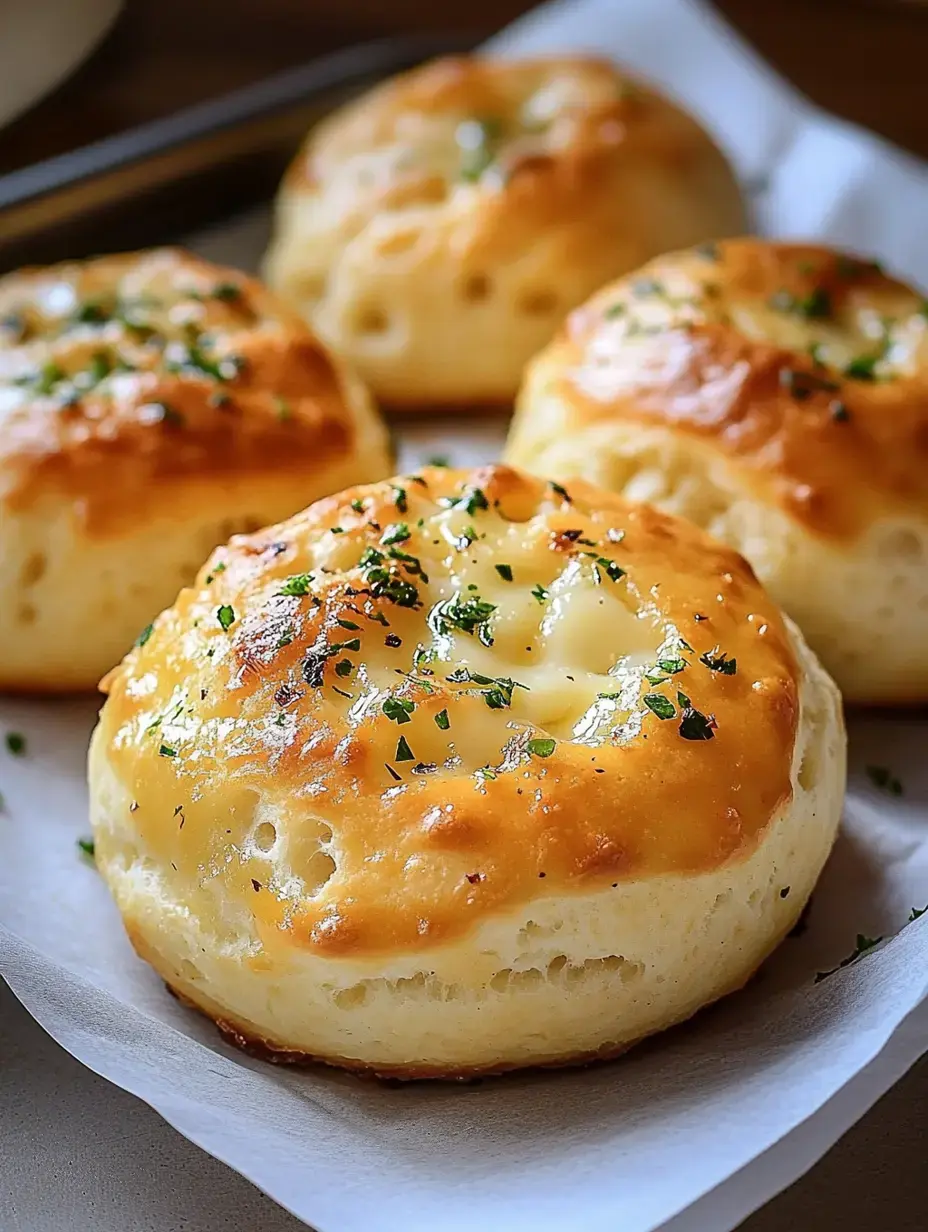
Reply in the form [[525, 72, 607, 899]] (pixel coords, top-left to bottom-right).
[[1, 0, 928, 175]]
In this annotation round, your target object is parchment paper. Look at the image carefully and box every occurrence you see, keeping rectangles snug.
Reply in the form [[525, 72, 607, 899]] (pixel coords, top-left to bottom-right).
[[3, 2, 928, 1230]]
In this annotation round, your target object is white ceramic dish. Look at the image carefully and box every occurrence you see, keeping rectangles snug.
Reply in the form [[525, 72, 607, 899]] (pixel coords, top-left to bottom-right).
[[0, 0, 123, 131]]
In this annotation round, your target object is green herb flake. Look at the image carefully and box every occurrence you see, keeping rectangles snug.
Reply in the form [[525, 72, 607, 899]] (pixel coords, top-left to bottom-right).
[[212, 281, 242, 302], [77, 836, 95, 859], [495, 564, 514, 581], [159, 744, 177, 758], [700, 650, 737, 675], [909, 905, 928, 922], [866, 765, 903, 796], [351, 498, 365, 513], [136, 623, 154, 648], [381, 522, 410, 546], [527, 737, 556, 758], [643, 694, 676, 720], [391, 485, 408, 514], [845, 354, 880, 381], [435, 709, 451, 731], [815, 933, 883, 983], [548, 481, 571, 503], [427, 455, 449, 467], [5, 732, 26, 756], [395, 735, 415, 762], [531, 583, 549, 604], [383, 697, 415, 724], [830, 399, 851, 422], [334, 659, 353, 678], [442, 486, 489, 517], [430, 591, 496, 643], [336, 618, 360, 631], [216, 604, 235, 631], [679, 706, 716, 741], [277, 573, 314, 597], [456, 116, 503, 182]]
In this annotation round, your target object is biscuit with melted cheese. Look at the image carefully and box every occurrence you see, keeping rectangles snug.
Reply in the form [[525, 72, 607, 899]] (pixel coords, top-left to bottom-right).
[[89, 464, 844, 1078], [507, 239, 928, 703], [263, 55, 746, 412], [0, 248, 391, 692]]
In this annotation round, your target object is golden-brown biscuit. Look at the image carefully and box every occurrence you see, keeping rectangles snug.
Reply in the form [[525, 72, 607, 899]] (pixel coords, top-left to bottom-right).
[[506, 239, 928, 704], [0, 248, 391, 692], [263, 55, 747, 412], [89, 464, 844, 1079]]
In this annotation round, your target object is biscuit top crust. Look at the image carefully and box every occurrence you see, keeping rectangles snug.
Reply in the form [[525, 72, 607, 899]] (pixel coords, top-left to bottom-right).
[[99, 465, 799, 957], [545, 239, 928, 538], [0, 249, 358, 531]]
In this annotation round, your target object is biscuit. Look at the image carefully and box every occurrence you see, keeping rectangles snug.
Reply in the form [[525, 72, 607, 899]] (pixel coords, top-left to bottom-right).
[[264, 55, 746, 411], [0, 248, 391, 691], [507, 239, 928, 703], [90, 464, 844, 1078]]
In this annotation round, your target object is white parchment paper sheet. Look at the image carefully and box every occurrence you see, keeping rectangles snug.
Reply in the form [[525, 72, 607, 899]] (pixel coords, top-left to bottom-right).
[[2, 2, 928, 1230]]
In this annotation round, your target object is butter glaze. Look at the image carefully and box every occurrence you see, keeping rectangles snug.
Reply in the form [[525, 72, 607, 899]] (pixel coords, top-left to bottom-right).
[[97, 464, 798, 959]]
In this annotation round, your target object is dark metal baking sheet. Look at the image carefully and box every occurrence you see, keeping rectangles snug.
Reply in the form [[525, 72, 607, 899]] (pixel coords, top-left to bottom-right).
[[0, 33, 474, 272]]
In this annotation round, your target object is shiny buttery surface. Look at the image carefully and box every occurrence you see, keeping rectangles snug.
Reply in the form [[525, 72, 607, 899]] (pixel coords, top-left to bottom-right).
[[549, 240, 928, 538], [97, 465, 799, 959], [0, 248, 360, 534]]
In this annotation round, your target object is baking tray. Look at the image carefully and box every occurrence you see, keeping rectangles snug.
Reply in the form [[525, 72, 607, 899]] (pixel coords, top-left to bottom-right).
[[0, 33, 475, 273]]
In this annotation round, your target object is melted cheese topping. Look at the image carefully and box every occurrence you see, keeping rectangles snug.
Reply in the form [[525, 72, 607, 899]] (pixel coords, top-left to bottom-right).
[[0, 249, 357, 532], [554, 239, 928, 537], [98, 465, 798, 958]]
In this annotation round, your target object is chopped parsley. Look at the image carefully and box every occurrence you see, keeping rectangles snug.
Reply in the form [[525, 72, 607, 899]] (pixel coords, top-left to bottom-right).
[[5, 731, 26, 756], [358, 547, 420, 608], [336, 618, 360, 630], [334, 659, 353, 677], [909, 905, 927, 922], [429, 591, 496, 644], [779, 367, 838, 401], [380, 522, 410, 546], [456, 116, 502, 181], [643, 694, 675, 720], [395, 735, 415, 762], [441, 486, 489, 516], [768, 287, 832, 319], [700, 650, 737, 675], [136, 623, 154, 648], [830, 399, 851, 422], [216, 604, 235, 631], [531, 583, 549, 604], [277, 573, 314, 597], [844, 353, 880, 381], [590, 556, 626, 584], [548, 481, 571, 502], [383, 697, 414, 724], [679, 705, 715, 741], [77, 836, 95, 858], [158, 744, 177, 758], [866, 765, 902, 796], [434, 709, 450, 730], [527, 737, 556, 758], [391, 485, 408, 513], [815, 933, 882, 983], [632, 278, 664, 297], [302, 651, 327, 688], [351, 498, 365, 513], [495, 564, 513, 581]]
